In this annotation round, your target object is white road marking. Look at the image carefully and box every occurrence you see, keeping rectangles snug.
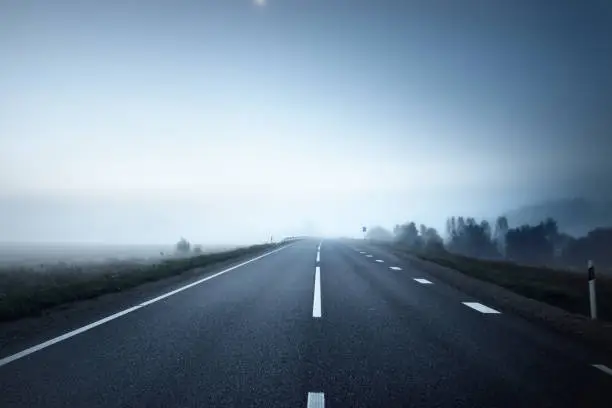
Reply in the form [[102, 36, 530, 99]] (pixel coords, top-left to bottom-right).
[[316, 251, 320, 263], [462, 302, 501, 314], [359, 251, 366, 254], [375, 259, 384, 263], [365, 254, 373, 258], [307, 392, 325, 408], [389, 266, 402, 271], [0, 245, 290, 368], [313, 266, 322, 318], [593, 364, 612, 376], [317, 242, 322, 252], [414, 278, 433, 284]]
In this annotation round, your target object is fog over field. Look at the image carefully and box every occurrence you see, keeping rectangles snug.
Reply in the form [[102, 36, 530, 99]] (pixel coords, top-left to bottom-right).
[[0, 242, 241, 267]]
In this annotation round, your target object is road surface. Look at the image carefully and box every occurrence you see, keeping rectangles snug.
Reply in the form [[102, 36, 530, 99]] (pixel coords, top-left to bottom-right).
[[1, 239, 611, 407]]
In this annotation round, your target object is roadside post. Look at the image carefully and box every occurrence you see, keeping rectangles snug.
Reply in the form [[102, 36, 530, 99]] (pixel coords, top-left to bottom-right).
[[362, 226, 367, 240], [588, 260, 597, 320]]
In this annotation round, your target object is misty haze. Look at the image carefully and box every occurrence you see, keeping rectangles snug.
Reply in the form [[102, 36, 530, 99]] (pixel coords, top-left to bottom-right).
[[1, 1, 612, 407]]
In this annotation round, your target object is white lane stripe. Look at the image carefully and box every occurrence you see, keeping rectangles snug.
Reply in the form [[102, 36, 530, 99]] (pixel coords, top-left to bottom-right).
[[414, 278, 433, 284], [313, 266, 322, 318], [307, 392, 325, 408], [0, 306, 142, 368], [317, 241, 322, 252], [0, 245, 290, 368], [389, 266, 402, 271], [462, 302, 501, 314], [375, 259, 384, 263], [316, 251, 320, 263], [359, 251, 366, 254], [365, 254, 373, 258], [593, 364, 612, 376]]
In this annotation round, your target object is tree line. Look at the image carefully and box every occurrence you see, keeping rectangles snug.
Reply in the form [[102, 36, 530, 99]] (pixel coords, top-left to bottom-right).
[[368, 216, 612, 269]]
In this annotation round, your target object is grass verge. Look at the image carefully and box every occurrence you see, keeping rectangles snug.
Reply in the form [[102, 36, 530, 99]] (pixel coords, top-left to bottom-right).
[[0, 243, 278, 322], [388, 245, 612, 322]]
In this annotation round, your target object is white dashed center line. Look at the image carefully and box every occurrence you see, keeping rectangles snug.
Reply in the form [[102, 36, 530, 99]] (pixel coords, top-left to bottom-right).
[[359, 251, 366, 254], [593, 364, 612, 376], [413, 278, 433, 284], [313, 266, 322, 318], [365, 255, 373, 258], [307, 392, 325, 408], [389, 266, 402, 271], [316, 251, 320, 263], [462, 302, 501, 314], [375, 259, 384, 263]]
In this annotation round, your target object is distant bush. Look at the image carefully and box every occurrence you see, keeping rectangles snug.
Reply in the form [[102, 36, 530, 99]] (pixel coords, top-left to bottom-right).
[[365, 226, 394, 241], [175, 237, 191, 254]]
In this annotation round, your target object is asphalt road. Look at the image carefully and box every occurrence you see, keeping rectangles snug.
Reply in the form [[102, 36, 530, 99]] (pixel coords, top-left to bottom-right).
[[1, 239, 611, 407]]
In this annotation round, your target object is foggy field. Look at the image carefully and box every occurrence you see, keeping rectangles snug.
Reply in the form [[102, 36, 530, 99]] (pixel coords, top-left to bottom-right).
[[0, 243, 238, 267], [0, 243, 275, 322]]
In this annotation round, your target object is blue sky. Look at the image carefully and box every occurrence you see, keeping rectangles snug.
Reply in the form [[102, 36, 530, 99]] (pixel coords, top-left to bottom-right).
[[1, 0, 611, 243]]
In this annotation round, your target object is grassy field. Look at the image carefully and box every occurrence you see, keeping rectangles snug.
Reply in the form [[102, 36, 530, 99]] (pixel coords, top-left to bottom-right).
[[0, 243, 238, 266], [0, 243, 277, 322], [384, 244, 612, 322]]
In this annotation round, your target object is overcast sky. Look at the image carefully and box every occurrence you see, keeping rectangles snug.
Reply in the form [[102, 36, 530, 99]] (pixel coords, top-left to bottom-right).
[[1, 0, 611, 244]]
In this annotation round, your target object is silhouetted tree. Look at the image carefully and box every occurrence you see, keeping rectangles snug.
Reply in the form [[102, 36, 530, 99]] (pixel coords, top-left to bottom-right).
[[422, 226, 444, 251], [445, 216, 458, 243], [366, 226, 394, 241], [394, 221, 419, 246], [175, 237, 191, 254], [446, 216, 498, 258], [457, 216, 466, 234], [506, 222, 554, 265], [562, 227, 612, 268], [493, 216, 509, 257]]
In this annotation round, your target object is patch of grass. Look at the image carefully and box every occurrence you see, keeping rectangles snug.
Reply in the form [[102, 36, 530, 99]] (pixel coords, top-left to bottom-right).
[[0, 244, 278, 322], [408, 249, 612, 321]]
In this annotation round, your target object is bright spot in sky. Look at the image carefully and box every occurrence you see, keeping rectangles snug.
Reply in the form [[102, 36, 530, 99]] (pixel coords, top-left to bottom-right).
[[254, 0, 266, 6]]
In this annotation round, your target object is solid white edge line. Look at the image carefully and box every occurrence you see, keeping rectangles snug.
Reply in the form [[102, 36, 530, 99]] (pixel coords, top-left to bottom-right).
[[413, 278, 433, 284], [462, 302, 501, 314], [389, 266, 402, 270], [313, 266, 322, 318], [0, 245, 290, 368], [375, 259, 384, 263], [593, 364, 612, 376], [307, 392, 325, 408]]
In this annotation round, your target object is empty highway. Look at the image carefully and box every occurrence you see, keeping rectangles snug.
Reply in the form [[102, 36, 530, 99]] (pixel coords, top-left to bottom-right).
[[1, 239, 611, 407]]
